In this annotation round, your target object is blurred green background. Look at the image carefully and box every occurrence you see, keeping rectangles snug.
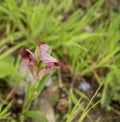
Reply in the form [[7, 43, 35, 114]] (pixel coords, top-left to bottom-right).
[[0, 0, 120, 121]]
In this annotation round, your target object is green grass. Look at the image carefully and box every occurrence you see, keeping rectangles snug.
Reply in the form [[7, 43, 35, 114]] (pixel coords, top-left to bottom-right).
[[0, 0, 120, 121]]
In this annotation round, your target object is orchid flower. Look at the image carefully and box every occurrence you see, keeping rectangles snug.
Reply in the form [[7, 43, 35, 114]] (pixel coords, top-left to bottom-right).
[[20, 39, 61, 80]]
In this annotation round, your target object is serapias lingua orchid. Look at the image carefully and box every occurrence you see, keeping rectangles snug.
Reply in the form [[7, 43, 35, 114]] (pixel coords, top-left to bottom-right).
[[20, 39, 61, 80]]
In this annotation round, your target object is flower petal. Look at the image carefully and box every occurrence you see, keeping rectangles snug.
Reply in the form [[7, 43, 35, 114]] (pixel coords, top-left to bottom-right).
[[40, 44, 50, 52], [38, 68, 51, 80], [26, 49, 36, 60], [40, 52, 57, 63], [35, 38, 51, 53], [20, 49, 32, 65], [20, 49, 37, 79], [47, 62, 62, 69], [35, 38, 43, 46], [28, 63, 37, 79], [34, 46, 41, 62]]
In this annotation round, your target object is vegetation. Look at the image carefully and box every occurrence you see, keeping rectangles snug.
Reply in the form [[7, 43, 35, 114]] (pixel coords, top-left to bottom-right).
[[0, 0, 120, 121]]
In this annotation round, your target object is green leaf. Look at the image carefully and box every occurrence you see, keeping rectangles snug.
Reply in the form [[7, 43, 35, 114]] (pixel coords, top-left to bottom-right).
[[0, 101, 12, 119], [35, 68, 56, 99], [23, 110, 48, 122], [0, 56, 14, 78]]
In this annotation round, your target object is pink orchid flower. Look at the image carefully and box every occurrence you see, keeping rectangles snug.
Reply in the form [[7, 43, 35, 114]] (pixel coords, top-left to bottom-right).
[[20, 39, 61, 80]]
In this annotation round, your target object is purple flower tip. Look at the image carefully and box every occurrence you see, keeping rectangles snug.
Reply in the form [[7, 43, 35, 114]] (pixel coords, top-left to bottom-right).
[[35, 38, 43, 46]]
